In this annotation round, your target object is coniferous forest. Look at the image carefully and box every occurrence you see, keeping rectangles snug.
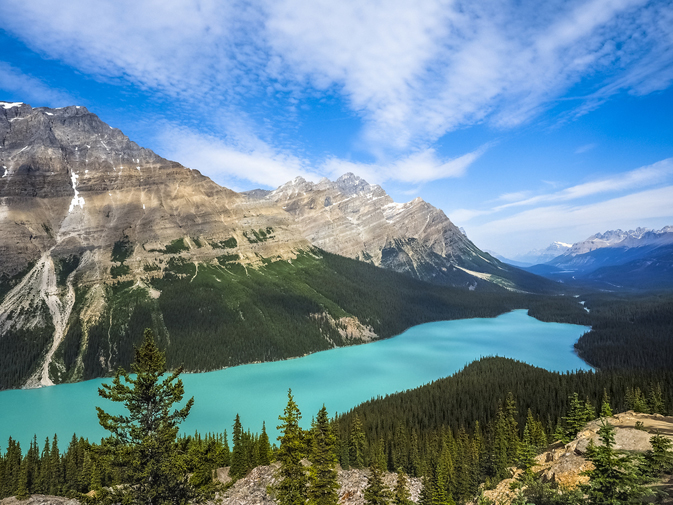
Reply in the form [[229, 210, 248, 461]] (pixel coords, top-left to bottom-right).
[[2, 258, 673, 503]]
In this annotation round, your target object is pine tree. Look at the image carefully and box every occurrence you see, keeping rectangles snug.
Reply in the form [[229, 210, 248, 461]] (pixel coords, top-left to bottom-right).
[[583, 398, 596, 422], [48, 435, 60, 495], [564, 392, 586, 439], [307, 405, 339, 505], [349, 415, 366, 469], [648, 383, 665, 415], [517, 424, 537, 476], [393, 470, 412, 505], [582, 420, 650, 504], [37, 437, 50, 494], [259, 422, 273, 466], [96, 328, 196, 505], [276, 389, 308, 505], [16, 458, 29, 500], [364, 464, 391, 505], [230, 414, 247, 479], [644, 431, 673, 477], [600, 389, 613, 418]]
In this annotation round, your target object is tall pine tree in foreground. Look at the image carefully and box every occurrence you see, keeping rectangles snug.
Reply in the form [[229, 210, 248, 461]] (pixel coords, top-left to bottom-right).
[[276, 389, 308, 505], [96, 328, 197, 505]]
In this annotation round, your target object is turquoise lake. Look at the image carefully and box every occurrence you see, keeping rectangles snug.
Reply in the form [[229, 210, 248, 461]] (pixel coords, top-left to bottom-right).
[[0, 310, 590, 447]]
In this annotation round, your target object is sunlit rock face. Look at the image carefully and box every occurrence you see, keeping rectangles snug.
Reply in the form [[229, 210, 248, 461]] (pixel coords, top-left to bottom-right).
[[246, 172, 509, 287], [0, 102, 309, 280]]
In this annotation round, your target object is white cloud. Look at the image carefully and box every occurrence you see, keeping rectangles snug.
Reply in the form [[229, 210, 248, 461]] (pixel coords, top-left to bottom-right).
[[0, 0, 260, 103], [0, 61, 73, 106], [320, 146, 486, 185], [468, 185, 673, 256], [493, 158, 673, 211], [1, 0, 671, 157], [156, 125, 320, 189]]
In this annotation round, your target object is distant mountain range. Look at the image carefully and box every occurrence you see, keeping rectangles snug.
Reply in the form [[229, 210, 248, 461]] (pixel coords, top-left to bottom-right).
[[504, 227, 673, 290], [508, 242, 572, 266], [0, 101, 556, 389]]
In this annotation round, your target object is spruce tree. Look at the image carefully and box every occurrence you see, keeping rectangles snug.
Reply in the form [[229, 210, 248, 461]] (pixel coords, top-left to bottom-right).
[[16, 458, 29, 500], [648, 384, 665, 415], [582, 420, 650, 504], [393, 470, 412, 505], [364, 463, 391, 505], [276, 389, 308, 505], [564, 392, 586, 439], [230, 414, 247, 479], [644, 431, 673, 477], [600, 389, 613, 418], [259, 422, 273, 466], [96, 328, 197, 505], [307, 405, 339, 505], [349, 415, 366, 469], [517, 424, 537, 476]]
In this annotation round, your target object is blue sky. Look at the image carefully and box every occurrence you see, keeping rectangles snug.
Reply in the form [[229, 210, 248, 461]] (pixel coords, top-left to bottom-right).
[[1, 0, 672, 256]]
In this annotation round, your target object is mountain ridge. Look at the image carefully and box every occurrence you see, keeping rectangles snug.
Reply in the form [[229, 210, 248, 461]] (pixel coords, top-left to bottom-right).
[[0, 101, 560, 390]]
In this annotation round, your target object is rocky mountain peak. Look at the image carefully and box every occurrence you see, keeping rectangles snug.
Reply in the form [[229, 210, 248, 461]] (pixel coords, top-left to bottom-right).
[[335, 172, 371, 195]]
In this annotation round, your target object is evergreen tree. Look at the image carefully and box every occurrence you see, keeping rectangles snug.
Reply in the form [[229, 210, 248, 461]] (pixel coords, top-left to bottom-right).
[[600, 389, 613, 418], [583, 398, 596, 422], [307, 405, 339, 505], [582, 420, 649, 504], [230, 414, 247, 479], [48, 435, 60, 495], [349, 415, 366, 469], [648, 383, 665, 415], [517, 424, 537, 476], [625, 387, 649, 413], [259, 422, 273, 466], [393, 470, 412, 505], [276, 389, 308, 505], [16, 458, 29, 500], [96, 328, 196, 505], [364, 464, 391, 505], [564, 393, 586, 439], [643, 431, 673, 477]]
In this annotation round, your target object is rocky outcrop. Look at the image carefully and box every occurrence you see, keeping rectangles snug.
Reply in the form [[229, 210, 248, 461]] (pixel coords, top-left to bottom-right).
[[477, 411, 673, 505], [0, 496, 79, 505], [216, 463, 422, 505]]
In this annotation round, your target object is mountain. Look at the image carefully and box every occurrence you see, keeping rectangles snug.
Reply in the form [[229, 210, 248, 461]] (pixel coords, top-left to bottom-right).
[[510, 241, 572, 266], [523, 226, 673, 290], [244, 174, 556, 293], [0, 101, 555, 390]]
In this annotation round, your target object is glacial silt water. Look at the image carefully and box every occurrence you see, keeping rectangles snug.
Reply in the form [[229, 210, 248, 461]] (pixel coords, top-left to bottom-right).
[[0, 310, 590, 447]]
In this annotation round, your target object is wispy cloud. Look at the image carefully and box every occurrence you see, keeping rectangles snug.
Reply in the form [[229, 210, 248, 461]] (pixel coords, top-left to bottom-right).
[[1, 0, 671, 163], [156, 124, 320, 190], [320, 146, 487, 185], [575, 143, 597, 154], [493, 158, 673, 211], [476, 185, 673, 236], [0, 61, 73, 106], [467, 185, 673, 256]]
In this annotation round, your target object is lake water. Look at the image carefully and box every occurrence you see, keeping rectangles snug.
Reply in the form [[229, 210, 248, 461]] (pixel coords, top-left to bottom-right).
[[0, 310, 590, 448]]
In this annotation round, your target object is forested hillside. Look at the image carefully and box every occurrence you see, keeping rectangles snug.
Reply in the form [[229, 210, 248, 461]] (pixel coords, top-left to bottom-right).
[[574, 293, 673, 369], [1, 247, 590, 390]]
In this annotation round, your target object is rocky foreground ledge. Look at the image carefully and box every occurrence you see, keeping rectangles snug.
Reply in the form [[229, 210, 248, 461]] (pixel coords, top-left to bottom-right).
[[0, 466, 422, 505], [477, 411, 673, 504]]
